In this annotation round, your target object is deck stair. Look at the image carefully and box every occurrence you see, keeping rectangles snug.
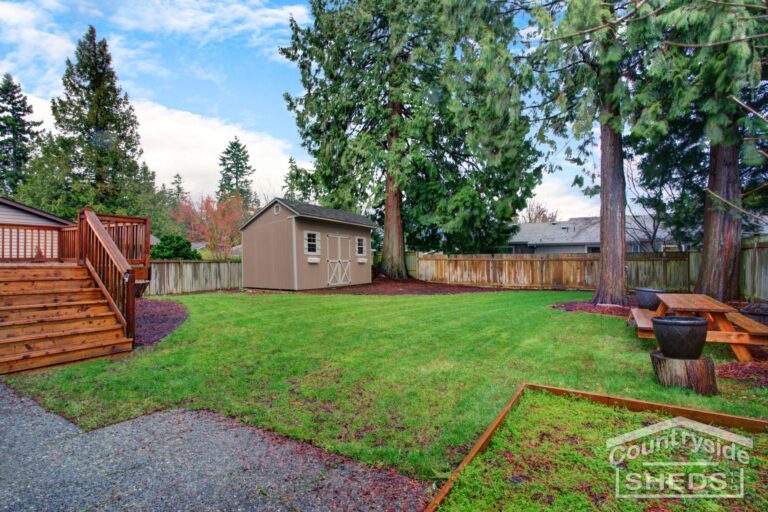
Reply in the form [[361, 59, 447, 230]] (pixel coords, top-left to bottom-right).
[[0, 264, 132, 374]]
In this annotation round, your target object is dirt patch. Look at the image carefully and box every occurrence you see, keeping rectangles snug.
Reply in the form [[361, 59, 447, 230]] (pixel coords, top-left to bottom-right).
[[552, 301, 631, 318], [134, 299, 188, 347], [717, 361, 768, 387], [304, 275, 506, 296]]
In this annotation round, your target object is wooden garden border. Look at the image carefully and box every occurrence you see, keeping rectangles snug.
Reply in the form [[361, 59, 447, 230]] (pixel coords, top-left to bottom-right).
[[423, 382, 768, 512]]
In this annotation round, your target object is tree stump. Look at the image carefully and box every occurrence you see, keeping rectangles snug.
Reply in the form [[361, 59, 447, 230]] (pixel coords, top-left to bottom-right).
[[650, 351, 718, 396]]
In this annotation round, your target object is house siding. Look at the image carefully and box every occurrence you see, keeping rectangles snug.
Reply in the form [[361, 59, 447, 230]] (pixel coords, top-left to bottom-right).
[[0, 203, 64, 226]]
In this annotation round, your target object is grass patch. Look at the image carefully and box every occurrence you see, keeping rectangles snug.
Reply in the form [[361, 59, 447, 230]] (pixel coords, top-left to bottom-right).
[[441, 390, 767, 511], [4, 291, 767, 480]]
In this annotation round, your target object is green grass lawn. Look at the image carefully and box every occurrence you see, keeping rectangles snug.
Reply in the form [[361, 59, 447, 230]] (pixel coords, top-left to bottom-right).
[[442, 390, 767, 511], [4, 291, 767, 481]]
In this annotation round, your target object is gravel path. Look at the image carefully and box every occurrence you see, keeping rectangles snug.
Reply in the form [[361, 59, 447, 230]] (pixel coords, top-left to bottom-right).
[[0, 385, 432, 511]]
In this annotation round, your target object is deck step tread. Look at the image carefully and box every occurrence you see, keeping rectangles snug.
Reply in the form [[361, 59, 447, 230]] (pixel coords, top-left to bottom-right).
[[0, 311, 116, 328], [0, 324, 124, 345], [0, 337, 132, 364], [0, 300, 108, 312], [0, 287, 101, 297], [0, 276, 90, 283]]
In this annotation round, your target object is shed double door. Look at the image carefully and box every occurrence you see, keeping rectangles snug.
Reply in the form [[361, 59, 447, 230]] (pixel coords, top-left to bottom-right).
[[327, 234, 351, 287]]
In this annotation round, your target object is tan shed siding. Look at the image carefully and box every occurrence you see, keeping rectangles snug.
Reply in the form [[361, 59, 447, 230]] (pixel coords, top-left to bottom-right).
[[241, 204, 295, 289], [0, 204, 64, 226], [294, 219, 371, 290]]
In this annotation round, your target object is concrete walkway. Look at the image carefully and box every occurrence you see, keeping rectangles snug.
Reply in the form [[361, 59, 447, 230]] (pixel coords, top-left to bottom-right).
[[0, 384, 431, 511]]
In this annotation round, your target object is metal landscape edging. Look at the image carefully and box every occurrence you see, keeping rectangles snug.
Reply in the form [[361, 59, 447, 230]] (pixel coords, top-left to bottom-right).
[[423, 382, 768, 512]]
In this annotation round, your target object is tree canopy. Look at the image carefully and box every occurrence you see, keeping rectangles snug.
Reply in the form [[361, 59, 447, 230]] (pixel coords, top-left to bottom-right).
[[217, 136, 256, 209], [282, 0, 542, 275], [0, 74, 40, 195]]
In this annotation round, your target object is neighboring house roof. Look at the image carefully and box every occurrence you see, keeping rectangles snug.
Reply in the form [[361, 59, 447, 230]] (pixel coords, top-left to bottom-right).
[[229, 244, 243, 257], [509, 216, 672, 247], [0, 197, 75, 226], [150, 234, 160, 246], [191, 242, 207, 251], [241, 197, 378, 230]]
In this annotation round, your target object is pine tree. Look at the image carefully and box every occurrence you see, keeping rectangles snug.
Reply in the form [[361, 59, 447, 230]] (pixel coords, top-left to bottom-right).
[[0, 74, 41, 195], [217, 136, 255, 208], [283, 1, 541, 276], [171, 173, 185, 202], [50, 25, 144, 210], [282, 157, 315, 202]]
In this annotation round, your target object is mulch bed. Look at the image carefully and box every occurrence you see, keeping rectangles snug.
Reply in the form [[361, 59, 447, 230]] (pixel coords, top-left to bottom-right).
[[134, 299, 188, 347], [552, 301, 632, 318], [305, 275, 506, 296], [717, 361, 768, 387]]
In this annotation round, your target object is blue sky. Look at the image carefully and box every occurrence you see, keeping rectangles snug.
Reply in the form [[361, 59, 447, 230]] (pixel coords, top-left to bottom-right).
[[0, 0, 600, 219]]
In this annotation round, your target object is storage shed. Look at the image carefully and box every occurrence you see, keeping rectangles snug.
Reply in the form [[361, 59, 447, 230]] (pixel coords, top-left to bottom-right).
[[241, 198, 378, 290]]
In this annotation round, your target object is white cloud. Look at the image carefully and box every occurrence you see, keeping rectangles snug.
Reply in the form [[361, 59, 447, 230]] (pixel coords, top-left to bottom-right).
[[530, 173, 600, 220], [108, 0, 310, 50], [134, 100, 292, 199], [28, 94, 294, 200], [0, 1, 73, 97]]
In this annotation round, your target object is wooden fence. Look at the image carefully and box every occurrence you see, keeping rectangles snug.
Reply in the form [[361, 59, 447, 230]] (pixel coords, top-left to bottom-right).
[[147, 261, 242, 296], [416, 245, 768, 299]]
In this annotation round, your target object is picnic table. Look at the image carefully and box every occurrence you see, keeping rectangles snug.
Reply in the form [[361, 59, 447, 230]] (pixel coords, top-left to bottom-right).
[[630, 293, 768, 362]]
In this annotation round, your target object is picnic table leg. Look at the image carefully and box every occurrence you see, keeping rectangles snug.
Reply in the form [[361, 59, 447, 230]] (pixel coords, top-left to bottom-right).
[[712, 314, 753, 363]]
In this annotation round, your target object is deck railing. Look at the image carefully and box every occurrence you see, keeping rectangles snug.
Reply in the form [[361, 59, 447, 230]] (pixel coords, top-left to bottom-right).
[[80, 207, 136, 339], [96, 213, 151, 268], [0, 223, 61, 260]]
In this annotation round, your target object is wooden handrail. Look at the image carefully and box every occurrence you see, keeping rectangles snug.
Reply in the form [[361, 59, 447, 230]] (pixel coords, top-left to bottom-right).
[[80, 207, 136, 340], [83, 209, 132, 273]]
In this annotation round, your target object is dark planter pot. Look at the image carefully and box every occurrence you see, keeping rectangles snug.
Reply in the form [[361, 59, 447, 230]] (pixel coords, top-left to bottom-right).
[[635, 287, 666, 311], [652, 316, 709, 359], [740, 308, 768, 327]]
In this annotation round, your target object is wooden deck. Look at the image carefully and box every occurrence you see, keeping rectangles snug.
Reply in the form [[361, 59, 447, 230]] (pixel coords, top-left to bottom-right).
[[0, 209, 151, 374]]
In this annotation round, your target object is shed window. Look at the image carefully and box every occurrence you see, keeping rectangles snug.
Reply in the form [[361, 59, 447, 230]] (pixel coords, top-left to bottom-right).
[[304, 231, 320, 255], [273, 204, 281, 215], [355, 236, 366, 256]]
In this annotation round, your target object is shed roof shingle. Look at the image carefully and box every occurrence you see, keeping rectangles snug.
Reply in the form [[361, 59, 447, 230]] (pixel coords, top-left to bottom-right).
[[242, 198, 378, 230]]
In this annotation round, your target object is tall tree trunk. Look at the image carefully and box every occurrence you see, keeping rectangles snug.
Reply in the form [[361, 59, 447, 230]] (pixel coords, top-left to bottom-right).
[[381, 170, 407, 278], [695, 130, 741, 301], [380, 99, 407, 279], [593, 102, 627, 305]]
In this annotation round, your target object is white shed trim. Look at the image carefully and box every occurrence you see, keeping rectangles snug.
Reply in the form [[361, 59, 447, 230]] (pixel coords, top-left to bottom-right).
[[291, 216, 298, 290]]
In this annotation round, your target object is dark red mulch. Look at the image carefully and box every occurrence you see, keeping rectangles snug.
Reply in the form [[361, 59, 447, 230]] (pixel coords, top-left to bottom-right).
[[717, 361, 768, 388], [134, 299, 188, 347], [305, 275, 505, 296], [552, 301, 631, 318]]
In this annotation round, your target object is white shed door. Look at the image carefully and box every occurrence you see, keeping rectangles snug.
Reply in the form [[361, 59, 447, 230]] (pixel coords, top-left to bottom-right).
[[327, 234, 351, 286]]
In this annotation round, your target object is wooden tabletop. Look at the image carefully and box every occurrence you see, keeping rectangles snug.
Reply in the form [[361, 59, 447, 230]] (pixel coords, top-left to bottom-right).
[[657, 293, 736, 313]]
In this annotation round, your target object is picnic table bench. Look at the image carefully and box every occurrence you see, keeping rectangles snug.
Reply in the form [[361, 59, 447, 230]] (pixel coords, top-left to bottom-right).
[[629, 293, 767, 362]]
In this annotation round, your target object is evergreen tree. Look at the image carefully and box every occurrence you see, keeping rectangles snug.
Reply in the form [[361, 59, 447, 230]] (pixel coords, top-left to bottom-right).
[[217, 136, 255, 208], [634, 0, 766, 300], [171, 173, 186, 202], [50, 25, 146, 210], [0, 73, 41, 195], [283, 1, 541, 276], [527, 0, 664, 305], [282, 157, 315, 202]]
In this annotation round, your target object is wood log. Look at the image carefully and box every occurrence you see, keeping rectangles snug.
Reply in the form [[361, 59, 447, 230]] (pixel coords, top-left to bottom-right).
[[650, 351, 718, 396]]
